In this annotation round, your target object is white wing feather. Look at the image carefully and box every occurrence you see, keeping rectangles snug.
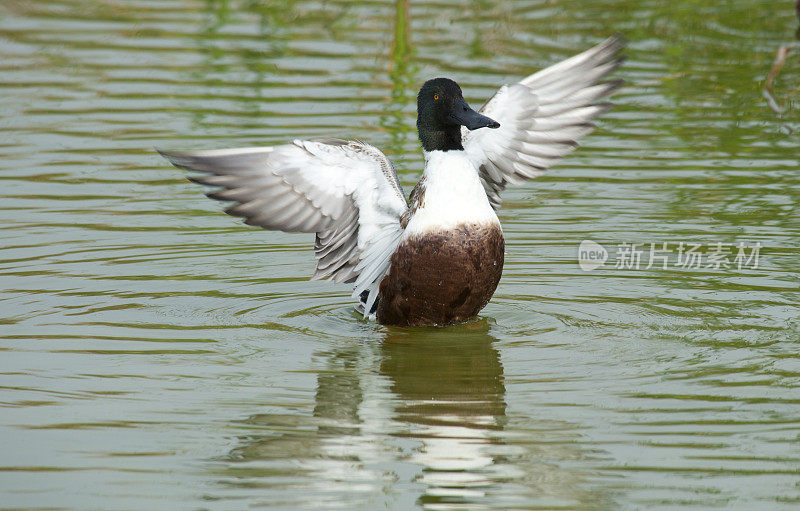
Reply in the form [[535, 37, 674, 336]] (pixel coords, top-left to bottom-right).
[[462, 35, 625, 209], [159, 138, 407, 315]]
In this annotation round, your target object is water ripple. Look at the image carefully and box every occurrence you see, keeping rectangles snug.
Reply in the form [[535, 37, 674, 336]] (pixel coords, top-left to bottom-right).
[[1, 0, 799, 509]]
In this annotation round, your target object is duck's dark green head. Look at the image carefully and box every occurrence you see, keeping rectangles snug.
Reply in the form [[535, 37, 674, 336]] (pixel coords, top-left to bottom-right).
[[416, 78, 500, 152]]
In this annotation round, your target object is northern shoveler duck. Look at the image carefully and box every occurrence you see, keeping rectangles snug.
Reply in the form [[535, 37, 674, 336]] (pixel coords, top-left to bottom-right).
[[160, 36, 624, 327]]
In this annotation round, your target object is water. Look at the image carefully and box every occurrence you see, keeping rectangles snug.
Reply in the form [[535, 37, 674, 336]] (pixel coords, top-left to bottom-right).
[[1, 1, 799, 509]]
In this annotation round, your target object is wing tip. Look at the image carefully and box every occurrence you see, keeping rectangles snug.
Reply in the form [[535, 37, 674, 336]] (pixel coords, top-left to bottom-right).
[[592, 33, 627, 61], [613, 32, 628, 44], [594, 101, 615, 116], [594, 78, 626, 100], [156, 147, 190, 169], [205, 189, 232, 202], [604, 32, 628, 51], [608, 55, 627, 74]]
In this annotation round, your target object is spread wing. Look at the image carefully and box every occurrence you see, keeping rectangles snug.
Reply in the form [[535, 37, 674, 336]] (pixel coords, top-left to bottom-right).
[[462, 35, 625, 210], [158, 138, 408, 315]]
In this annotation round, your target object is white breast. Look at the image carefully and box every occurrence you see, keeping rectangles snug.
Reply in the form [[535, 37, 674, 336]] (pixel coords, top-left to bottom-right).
[[404, 150, 500, 237]]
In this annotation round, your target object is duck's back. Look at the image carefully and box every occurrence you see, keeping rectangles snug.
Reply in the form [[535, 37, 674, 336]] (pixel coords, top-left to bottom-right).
[[376, 150, 504, 326]]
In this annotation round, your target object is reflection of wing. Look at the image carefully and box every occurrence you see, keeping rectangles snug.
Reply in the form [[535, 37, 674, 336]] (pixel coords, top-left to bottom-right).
[[462, 36, 625, 210], [159, 138, 408, 314]]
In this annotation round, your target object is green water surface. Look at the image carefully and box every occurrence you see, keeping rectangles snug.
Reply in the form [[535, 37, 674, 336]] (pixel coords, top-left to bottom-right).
[[1, 1, 799, 509]]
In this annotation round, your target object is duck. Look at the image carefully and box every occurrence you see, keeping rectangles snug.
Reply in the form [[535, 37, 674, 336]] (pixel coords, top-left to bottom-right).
[[159, 35, 624, 327]]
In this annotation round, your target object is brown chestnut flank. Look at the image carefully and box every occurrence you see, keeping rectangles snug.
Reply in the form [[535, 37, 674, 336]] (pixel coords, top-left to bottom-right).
[[377, 223, 504, 326]]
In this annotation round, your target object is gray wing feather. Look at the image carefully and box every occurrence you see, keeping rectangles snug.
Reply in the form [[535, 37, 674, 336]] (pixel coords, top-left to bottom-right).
[[463, 35, 625, 210], [159, 139, 408, 309]]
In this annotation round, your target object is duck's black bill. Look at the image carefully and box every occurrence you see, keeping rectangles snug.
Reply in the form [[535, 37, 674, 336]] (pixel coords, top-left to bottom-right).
[[450, 98, 500, 130]]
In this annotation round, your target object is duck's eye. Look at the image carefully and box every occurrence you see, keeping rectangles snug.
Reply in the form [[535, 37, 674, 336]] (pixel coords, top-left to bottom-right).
[[433, 94, 439, 101]]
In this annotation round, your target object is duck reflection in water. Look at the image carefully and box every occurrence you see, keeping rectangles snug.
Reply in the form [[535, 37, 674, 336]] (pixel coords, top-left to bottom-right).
[[381, 323, 508, 494], [221, 322, 608, 508]]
